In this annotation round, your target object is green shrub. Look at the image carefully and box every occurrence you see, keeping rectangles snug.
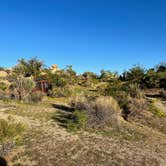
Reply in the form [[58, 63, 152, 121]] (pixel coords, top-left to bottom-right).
[[0, 82, 8, 91], [112, 91, 131, 120], [67, 110, 88, 131], [122, 65, 145, 82], [105, 79, 123, 96], [0, 118, 25, 143]]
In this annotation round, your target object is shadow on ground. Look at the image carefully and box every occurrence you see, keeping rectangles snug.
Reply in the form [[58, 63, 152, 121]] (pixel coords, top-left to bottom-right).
[[52, 103, 74, 128], [52, 104, 75, 112], [0, 156, 8, 166]]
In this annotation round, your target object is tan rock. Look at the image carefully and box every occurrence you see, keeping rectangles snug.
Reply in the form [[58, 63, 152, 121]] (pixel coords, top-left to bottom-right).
[[51, 64, 58, 73], [0, 71, 8, 77]]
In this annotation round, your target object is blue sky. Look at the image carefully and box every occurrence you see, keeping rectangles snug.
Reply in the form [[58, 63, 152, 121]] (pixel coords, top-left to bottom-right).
[[0, 0, 166, 73]]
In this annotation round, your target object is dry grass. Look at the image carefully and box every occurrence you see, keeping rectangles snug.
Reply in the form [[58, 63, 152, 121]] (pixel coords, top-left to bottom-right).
[[0, 99, 166, 166]]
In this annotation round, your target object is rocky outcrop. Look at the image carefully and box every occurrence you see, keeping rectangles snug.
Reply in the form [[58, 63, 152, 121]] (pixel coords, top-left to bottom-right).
[[51, 64, 58, 73]]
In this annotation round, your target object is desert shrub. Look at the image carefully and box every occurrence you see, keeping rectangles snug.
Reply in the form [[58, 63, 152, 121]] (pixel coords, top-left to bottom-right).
[[0, 82, 8, 91], [26, 91, 44, 103], [114, 91, 130, 109], [0, 117, 25, 156], [0, 118, 24, 143], [70, 96, 121, 129], [127, 83, 144, 99], [87, 96, 121, 128], [106, 82, 145, 120], [142, 73, 159, 88], [127, 98, 147, 121], [66, 110, 88, 131], [122, 98, 150, 124], [10, 77, 35, 101], [122, 65, 145, 82], [112, 91, 131, 120], [70, 95, 90, 110], [105, 79, 126, 96], [128, 98, 147, 113], [160, 89, 166, 99]]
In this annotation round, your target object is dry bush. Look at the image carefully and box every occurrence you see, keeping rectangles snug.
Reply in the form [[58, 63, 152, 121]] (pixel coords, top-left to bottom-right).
[[88, 96, 121, 128], [70, 95, 91, 110], [128, 98, 147, 113], [127, 98, 148, 122], [10, 77, 35, 101], [25, 91, 44, 103], [70, 96, 122, 129], [128, 83, 144, 99]]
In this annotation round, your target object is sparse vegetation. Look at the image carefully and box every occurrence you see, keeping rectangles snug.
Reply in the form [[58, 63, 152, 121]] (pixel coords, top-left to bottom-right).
[[0, 58, 166, 165], [0, 117, 25, 143], [0, 117, 25, 156], [66, 110, 88, 131]]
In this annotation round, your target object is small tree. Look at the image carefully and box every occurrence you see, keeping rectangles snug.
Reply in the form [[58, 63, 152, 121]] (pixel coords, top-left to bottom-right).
[[13, 57, 44, 78], [122, 65, 145, 82]]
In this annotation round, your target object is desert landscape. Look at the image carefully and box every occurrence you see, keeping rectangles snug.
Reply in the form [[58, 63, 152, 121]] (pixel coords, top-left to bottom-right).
[[0, 58, 165, 166]]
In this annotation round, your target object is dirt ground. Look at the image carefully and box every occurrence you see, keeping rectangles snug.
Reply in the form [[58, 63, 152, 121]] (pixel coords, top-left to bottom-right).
[[0, 99, 166, 166]]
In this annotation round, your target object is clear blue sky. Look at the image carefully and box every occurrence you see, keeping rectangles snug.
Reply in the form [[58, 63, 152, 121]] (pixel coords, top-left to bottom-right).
[[0, 0, 166, 73]]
